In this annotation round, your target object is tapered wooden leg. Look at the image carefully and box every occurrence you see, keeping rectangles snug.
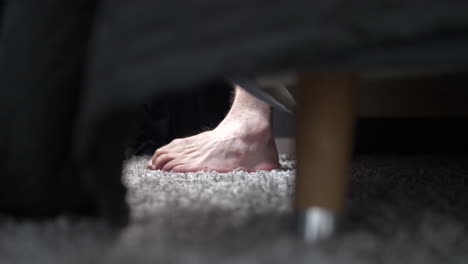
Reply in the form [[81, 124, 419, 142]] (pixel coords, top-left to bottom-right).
[[295, 72, 358, 242]]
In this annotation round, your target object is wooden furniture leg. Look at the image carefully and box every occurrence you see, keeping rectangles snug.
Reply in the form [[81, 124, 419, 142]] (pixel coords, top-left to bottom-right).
[[295, 72, 358, 242]]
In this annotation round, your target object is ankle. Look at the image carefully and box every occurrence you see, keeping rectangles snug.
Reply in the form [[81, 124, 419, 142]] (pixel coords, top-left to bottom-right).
[[242, 123, 274, 144], [215, 117, 273, 142]]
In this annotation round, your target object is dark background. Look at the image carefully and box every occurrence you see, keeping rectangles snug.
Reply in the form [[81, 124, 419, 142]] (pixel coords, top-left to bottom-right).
[[132, 87, 468, 156]]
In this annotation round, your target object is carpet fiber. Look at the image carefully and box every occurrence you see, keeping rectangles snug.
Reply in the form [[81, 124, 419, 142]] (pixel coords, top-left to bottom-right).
[[1, 155, 467, 263]]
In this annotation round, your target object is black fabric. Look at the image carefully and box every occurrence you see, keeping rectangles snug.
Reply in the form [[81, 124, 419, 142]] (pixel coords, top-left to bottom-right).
[[0, 1, 4, 37], [82, 0, 468, 123], [0, 0, 129, 224], [0, 1, 3, 27]]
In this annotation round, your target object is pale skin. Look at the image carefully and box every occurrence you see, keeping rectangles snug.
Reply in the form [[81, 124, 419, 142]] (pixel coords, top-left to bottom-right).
[[147, 85, 280, 172]]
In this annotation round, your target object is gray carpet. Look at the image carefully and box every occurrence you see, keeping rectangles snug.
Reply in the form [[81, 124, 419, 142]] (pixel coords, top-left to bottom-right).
[[1, 155, 467, 263]]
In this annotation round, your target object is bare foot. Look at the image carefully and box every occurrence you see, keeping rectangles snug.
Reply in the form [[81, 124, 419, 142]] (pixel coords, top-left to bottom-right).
[[148, 84, 280, 172], [147, 121, 280, 172]]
